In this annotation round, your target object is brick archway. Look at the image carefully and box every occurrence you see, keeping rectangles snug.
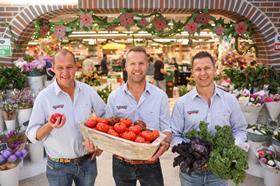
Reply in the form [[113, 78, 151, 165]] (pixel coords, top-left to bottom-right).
[[2, 0, 279, 66]]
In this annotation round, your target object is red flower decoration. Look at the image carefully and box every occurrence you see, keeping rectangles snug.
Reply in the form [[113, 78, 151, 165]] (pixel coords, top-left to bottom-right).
[[215, 26, 224, 36], [235, 21, 247, 35], [119, 12, 134, 27], [185, 22, 198, 34], [195, 13, 210, 24], [80, 13, 93, 27], [138, 18, 149, 27], [153, 17, 167, 31], [40, 24, 50, 36], [54, 25, 66, 39]]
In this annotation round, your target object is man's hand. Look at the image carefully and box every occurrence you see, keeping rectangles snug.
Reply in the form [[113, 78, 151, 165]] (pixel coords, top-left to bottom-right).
[[47, 114, 66, 129], [147, 131, 172, 162], [83, 138, 103, 159]]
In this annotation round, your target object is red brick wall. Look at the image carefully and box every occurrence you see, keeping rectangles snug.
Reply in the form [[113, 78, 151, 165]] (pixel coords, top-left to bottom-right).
[[0, 0, 279, 68], [248, 0, 280, 32]]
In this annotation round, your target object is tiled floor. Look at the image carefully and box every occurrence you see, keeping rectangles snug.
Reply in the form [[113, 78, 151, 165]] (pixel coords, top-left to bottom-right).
[[19, 150, 265, 186]]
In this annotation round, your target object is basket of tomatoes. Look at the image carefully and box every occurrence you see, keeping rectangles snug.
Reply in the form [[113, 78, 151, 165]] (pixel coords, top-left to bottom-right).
[[80, 116, 166, 160]]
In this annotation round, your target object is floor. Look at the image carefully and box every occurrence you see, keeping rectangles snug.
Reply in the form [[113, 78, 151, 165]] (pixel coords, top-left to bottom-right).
[[19, 150, 265, 186]]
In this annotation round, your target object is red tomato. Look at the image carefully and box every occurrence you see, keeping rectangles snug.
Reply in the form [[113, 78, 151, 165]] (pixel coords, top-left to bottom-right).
[[120, 118, 132, 127], [50, 113, 63, 123], [140, 131, 154, 142], [121, 131, 137, 141], [135, 136, 146, 143], [108, 128, 119, 137], [96, 118, 109, 125], [85, 118, 97, 128], [113, 122, 127, 133], [128, 125, 142, 135], [96, 123, 109, 133], [152, 130, 160, 140]]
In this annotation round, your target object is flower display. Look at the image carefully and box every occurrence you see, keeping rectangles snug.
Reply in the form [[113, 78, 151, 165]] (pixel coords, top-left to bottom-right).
[[14, 57, 46, 76], [80, 13, 93, 27], [215, 26, 224, 36], [53, 25, 66, 39], [33, 8, 256, 56], [2, 90, 18, 120], [39, 24, 50, 36], [13, 88, 34, 109], [257, 148, 278, 168], [195, 12, 210, 24], [0, 130, 28, 170], [235, 21, 247, 35], [153, 17, 167, 31], [119, 12, 134, 27], [185, 22, 198, 34], [221, 51, 247, 68], [138, 18, 149, 27]]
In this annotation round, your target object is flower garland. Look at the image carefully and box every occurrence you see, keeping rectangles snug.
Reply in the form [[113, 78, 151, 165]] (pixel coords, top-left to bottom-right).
[[33, 8, 256, 56]]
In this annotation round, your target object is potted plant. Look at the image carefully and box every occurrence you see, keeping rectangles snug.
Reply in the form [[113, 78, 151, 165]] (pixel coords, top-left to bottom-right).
[[0, 66, 27, 91], [0, 130, 28, 186], [14, 57, 46, 95], [237, 89, 264, 124], [14, 88, 34, 129], [2, 90, 18, 132]]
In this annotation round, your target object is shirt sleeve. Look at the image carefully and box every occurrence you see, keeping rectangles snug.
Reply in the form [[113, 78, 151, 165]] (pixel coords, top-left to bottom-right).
[[91, 89, 106, 117], [159, 94, 172, 133], [25, 95, 47, 144], [171, 100, 187, 146], [228, 95, 248, 144], [105, 93, 115, 118]]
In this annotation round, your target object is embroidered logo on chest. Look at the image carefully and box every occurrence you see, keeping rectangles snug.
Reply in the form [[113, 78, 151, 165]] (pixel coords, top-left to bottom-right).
[[187, 110, 199, 115], [53, 104, 64, 109], [116, 105, 127, 110]]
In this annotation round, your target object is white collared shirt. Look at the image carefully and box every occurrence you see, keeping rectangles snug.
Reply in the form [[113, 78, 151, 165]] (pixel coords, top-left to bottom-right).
[[171, 86, 247, 146], [105, 82, 171, 133], [26, 80, 106, 158]]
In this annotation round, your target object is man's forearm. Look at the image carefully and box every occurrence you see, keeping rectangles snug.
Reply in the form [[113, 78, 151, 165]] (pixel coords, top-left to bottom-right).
[[36, 122, 53, 141]]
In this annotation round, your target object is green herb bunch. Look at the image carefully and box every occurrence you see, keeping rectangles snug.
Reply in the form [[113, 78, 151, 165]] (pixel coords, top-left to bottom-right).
[[185, 122, 248, 185]]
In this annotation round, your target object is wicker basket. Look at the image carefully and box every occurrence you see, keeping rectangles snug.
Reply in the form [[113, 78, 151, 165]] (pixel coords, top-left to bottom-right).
[[80, 123, 166, 160]]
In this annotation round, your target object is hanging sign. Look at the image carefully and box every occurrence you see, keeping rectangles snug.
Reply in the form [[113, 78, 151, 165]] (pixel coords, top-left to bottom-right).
[[275, 34, 280, 51], [0, 38, 12, 56]]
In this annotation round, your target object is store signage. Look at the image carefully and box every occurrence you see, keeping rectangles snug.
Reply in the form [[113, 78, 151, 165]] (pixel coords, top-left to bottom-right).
[[0, 38, 12, 56], [275, 34, 280, 51]]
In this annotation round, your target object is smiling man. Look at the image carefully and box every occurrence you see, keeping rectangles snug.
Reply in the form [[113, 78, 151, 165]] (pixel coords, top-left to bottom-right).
[[85, 46, 172, 186], [171, 51, 247, 186], [26, 48, 106, 186]]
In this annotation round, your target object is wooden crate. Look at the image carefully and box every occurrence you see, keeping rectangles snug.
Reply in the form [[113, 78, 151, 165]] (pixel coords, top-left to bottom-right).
[[80, 123, 166, 160]]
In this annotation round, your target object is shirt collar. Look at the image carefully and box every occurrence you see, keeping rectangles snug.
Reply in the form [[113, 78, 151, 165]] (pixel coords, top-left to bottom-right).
[[53, 79, 81, 96], [191, 85, 222, 100], [123, 82, 152, 95]]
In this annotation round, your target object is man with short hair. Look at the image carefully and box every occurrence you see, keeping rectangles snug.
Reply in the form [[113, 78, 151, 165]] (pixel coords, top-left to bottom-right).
[[85, 46, 172, 186], [26, 48, 106, 186], [171, 51, 247, 186]]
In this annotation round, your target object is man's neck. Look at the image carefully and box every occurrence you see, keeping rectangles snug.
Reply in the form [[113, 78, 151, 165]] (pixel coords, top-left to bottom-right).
[[127, 81, 146, 102], [58, 81, 75, 101], [196, 84, 215, 100]]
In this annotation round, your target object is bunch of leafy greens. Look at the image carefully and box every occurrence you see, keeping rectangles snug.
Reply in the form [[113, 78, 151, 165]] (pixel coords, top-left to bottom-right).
[[184, 121, 248, 185]]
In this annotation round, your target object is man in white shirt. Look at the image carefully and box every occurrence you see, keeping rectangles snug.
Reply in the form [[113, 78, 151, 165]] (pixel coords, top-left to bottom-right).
[[26, 48, 106, 186]]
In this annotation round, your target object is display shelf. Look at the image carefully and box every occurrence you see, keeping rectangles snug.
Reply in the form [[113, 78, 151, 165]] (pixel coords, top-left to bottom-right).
[[20, 158, 47, 180]]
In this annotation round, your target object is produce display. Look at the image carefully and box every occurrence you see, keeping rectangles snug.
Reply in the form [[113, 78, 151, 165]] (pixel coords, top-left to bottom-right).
[[247, 124, 272, 135], [172, 121, 248, 185], [80, 116, 165, 160], [85, 116, 160, 143]]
